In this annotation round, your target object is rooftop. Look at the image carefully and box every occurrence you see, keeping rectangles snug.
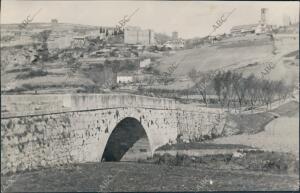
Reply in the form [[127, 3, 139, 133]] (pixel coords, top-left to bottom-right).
[[230, 24, 259, 32]]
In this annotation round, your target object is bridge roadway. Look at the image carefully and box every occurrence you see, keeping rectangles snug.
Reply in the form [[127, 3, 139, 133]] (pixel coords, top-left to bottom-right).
[[1, 94, 225, 174]]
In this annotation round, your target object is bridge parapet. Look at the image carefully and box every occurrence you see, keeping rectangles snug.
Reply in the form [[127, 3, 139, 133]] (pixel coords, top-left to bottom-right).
[[1, 94, 176, 118], [175, 102, 223, 114], [70, 94, 176, 111]]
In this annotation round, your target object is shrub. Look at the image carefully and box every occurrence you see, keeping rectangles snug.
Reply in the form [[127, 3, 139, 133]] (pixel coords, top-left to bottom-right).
[[176, 133, 183, 143], [16, 69, 48, 79]]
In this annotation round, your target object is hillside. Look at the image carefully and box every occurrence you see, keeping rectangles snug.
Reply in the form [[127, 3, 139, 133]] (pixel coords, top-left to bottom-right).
[[153, 34, 299, 89], [1, 23, 136, 93], [1, 23, 299, 93]]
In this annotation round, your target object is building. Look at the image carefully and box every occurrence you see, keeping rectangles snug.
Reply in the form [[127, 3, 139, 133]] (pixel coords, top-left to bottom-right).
[[140, 58, 151, 68], [230, 23, 273, 36], [255, 23, 272, 34], [163, 39, 185, 49], [117, 74, 133, 83], [230, 8, 272, 35], [99, 27, 117, 39], [71, 37, 86, 48], [164, 31, 185, 49], [230, 24, 258, 34], [133, 74, 154, 83], [278, 22, 299, 34], [283, 15, 292, 27], [51, 19, 58, 24], [208, 34, 226, 44], [124, 26, 155, 45]]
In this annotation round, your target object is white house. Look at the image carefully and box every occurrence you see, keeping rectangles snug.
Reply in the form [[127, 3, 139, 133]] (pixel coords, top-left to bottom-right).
[[140, 58, 151, 68], [163, 39, 185, 49], [117, 75, 133, 83]]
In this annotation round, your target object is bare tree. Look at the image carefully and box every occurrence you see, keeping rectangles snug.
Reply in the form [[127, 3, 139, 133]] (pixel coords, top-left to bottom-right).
[[213, 71, 224, 107], [195, 72, 214, 106], [260, 80, 276, 110], [209, 70, 294, 111], [32, 30, 52, 68], [220, 71, 235, 110], [188, 67, 199, 83], [188, 69, 215, 106], [232, 72, 246, 111], [272, 80, 293, 102], [244, 74, 260, 111]]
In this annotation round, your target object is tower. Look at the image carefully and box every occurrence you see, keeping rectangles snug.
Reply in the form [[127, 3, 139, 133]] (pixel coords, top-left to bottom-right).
[[283, 14, 291, 26], [260, 8, 268, 25]]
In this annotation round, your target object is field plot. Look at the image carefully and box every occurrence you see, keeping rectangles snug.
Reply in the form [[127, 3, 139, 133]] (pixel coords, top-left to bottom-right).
[[157, 36, 298, 78], [157, 43, 273, 75]]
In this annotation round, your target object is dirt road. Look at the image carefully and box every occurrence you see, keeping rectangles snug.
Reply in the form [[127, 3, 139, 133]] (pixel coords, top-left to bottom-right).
[[212, 101, 299, 156]]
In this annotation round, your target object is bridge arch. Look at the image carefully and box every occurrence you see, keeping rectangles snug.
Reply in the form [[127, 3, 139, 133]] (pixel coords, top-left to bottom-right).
[[101, 117, 153, 161]]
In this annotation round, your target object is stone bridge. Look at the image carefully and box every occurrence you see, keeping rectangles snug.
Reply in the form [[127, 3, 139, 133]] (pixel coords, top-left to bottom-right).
[[1, 94, 226, 174]]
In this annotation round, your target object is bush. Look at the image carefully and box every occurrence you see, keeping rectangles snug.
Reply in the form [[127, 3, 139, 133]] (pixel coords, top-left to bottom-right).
[[2, 35, 14, 42], [79, 85, 101, 93], [6, 68, 31, 73], [16, 69, 48, 79], [176, 134, 183, 143], [149, 151, 298, 174]]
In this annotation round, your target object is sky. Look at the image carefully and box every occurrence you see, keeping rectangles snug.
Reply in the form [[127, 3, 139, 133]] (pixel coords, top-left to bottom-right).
[[1, 1, 299, 39]]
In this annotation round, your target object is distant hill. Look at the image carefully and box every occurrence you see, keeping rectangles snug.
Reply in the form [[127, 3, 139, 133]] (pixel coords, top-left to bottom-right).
[[154, 33, 299, 89]]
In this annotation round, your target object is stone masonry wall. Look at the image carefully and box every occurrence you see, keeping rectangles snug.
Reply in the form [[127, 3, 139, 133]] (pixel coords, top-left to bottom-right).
[[1, 94, 226, 175], [176, 110, 226, 142], [1, 107, 178, 175]]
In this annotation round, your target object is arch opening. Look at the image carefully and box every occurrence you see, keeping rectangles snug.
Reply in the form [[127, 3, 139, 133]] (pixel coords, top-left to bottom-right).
[[101, 117, 152, 162]]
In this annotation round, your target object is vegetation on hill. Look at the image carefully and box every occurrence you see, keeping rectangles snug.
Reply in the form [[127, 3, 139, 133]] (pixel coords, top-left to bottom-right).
[[137, 69, 294, 111], [1, 23, 298, 97]]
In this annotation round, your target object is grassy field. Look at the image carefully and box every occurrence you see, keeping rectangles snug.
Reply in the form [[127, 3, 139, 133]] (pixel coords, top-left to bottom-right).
[[154, 35, 299, 90], [156, 35, 298, 75], [222, 111, 276, 135], [157, 142, 254, 151], [157, 43, 273, 75], [149, 151, 299, 175], [2, 161, 298, 192]]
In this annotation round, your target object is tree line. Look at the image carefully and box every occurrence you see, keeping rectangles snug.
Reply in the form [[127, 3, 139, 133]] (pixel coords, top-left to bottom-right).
[[188, 69, 294, 110]]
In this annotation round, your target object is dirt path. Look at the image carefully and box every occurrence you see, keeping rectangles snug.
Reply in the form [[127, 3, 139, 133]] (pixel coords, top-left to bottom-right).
[[212, 101, 299, 156]]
